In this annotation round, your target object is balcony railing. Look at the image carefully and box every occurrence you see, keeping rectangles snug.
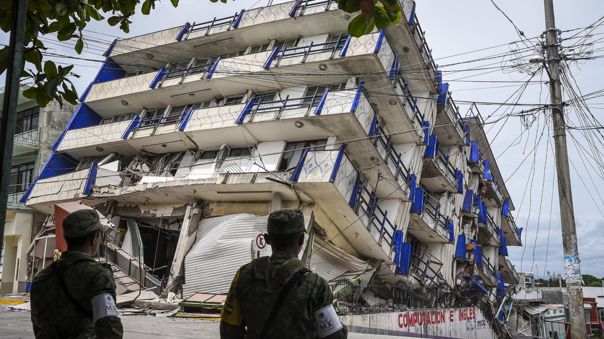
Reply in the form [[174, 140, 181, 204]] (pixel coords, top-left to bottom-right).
[[474, 246, 497, 283], [7, 192, 28, 210], [373, 124, 412, 185], [392, 74, 425, 127], [435, 146, 457, 183], [241, 92, 329, 122], [289, 0, 338, 17], [424, 192, 448, 233], [164, 58, 216, 81], [183, 12, 244, 40], [446, 95, 466, 138], [410, 245, 445, 287], [351, 184, 398, 247], [14, 129, 40, 147], [272, 38, 349, 66], [486, 212, 499, 235], [408, 5, 438, 81]]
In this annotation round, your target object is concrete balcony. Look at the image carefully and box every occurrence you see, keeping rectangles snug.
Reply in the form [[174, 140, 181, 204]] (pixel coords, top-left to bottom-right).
[[477, 212, 500, 247], [498, 255, 519, 284], [391, 74, 427, 140], [473, 246, 497, 287], [421, 134, 459, 193], [409, 187, 450, 243], [58, 120, 135, 158], [481, 159, 504, 207], [501, 210, 522, 246], [26, 165, 122, 214], [385, 3, 439, 92], [435, 92, 465, 146], [108, 0, 346, 70], [7, 192, 28, 210], [13, 129, 40, 156], [84, 31, 398, 123]]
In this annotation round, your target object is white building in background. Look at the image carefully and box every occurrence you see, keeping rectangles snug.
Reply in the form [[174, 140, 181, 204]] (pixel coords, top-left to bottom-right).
[[22, 0, 522, 335], [0, 88, 72, 294]]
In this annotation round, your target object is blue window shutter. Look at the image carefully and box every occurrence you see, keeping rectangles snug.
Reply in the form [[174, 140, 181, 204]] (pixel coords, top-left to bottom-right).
[[455, 234, 467, 260], [410, 187, 425, 214], [462, 189, 474, 213], [469, 140, 480, 163]]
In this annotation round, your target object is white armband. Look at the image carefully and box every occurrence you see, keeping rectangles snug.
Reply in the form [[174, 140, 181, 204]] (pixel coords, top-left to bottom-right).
[[91, 293, 119, 322], [314, 304, 343, 338]]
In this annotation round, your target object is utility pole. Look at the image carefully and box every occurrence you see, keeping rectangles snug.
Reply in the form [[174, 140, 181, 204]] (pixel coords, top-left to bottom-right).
[[0, 0, 28, 260], [543, 0, 586, 337]]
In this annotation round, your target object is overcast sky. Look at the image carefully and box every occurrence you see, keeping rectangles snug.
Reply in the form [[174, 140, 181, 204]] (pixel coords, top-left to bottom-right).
[[2, 0, 603, 278]]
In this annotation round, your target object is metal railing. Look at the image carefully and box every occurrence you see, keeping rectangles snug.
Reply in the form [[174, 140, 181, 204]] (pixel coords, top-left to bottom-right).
[[14, 129, 40, 147], [164, 58, 215, 80], [482, 255, 497, 280], [446, 95, 466, 136], [411, 247, 446, 288], [7, 192, 27, 209], [486, 212, 500, 238], [186, 12, 241, 37], [290, 0, 336, 16], [423, 191, 448, 233], [351, 184, 397, 247], [393, 75, 425, 126], [408, 12, 439, 81], [244, 91, 337, 122], [374, 124, 412, 183], [435, 146, 457, 183], [274, 37, 348, 66]]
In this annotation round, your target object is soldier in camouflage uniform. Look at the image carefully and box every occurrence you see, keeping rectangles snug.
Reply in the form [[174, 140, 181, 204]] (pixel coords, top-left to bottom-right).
[[221, 209, 348, 339], [31, 209, 123, 338]]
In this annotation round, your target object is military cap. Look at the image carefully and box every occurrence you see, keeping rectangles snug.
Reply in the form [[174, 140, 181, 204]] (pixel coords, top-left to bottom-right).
[[267, 209, 305, 235], [63, 209, 102, 239]]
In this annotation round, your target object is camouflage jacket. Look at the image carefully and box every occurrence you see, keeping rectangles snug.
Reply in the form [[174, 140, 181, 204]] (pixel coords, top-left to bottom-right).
[[221, 251, 347, 339], [30, 251, 123, 338]]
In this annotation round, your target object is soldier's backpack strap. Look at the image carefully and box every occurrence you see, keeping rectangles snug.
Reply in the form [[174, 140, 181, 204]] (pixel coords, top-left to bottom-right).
[[258, 260, 310, 338], [51, 261, 93, 319]]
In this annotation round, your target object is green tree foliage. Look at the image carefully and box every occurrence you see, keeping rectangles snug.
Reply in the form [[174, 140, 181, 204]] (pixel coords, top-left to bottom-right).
[[337, 0, 401, 37], [582, 274, 602, 287], [0, 0, 181, 107], [0, 0, 400, 107]]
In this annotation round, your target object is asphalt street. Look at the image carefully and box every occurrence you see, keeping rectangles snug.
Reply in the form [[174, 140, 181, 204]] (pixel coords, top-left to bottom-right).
[[0, 306, 405, 339]]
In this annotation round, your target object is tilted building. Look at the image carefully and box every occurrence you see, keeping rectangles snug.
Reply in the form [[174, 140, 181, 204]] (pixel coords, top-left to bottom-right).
[[22, 0, 522, 335]]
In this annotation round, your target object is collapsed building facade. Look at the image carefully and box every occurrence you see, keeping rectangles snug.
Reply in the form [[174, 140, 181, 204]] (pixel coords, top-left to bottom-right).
[[22, 0, 522, 336]]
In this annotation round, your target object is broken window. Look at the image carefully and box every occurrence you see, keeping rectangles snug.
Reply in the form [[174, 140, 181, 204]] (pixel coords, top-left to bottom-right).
[[278, 139, 327, 171], [150, 152, 185, 177]]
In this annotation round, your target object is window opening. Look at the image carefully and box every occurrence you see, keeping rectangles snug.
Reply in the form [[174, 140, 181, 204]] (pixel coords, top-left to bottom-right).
[[278, 139, 327, 171], [9, 162, 35, 194], [15, 107, 40, 133]]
